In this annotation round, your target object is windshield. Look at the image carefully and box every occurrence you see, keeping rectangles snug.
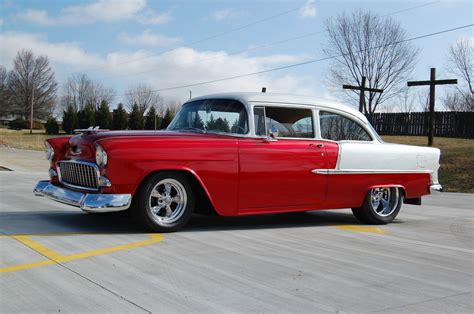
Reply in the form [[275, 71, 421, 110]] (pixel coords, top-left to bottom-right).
[[167, 99, 249, 135]]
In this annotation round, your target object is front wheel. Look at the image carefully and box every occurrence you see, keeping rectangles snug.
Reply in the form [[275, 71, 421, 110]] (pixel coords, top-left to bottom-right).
[[133, 172, 195, 232], [352, 187, 403, 225]]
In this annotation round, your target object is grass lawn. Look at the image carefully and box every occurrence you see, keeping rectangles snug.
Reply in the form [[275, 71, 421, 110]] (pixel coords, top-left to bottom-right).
[[383, 136, 474, 193], [0, 128, 68, 151], [0, 129, 471, 193]]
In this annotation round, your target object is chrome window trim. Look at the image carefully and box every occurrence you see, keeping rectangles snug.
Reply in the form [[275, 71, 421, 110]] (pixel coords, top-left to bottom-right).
[[57, 160, 101, 192]]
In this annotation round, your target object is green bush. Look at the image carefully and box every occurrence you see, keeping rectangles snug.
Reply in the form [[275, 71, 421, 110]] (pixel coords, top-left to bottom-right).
[[8, 119, 43, 130], [45, 118, 59, 134]]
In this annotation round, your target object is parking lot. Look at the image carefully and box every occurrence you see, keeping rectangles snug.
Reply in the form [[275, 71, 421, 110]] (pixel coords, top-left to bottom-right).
[[0, 147, 473, 313]]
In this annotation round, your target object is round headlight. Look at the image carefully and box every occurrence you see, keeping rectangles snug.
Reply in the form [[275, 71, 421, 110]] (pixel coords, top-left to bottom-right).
[[45, 141, 54, 161], [95, 144, 107, 168]]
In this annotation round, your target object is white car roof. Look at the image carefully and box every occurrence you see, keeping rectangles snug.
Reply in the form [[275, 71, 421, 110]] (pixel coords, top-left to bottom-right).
[[188, 92, 369, 124]]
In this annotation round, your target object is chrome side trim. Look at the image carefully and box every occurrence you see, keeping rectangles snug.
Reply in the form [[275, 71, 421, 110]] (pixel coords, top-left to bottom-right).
[[429, 184, 443, 194], [312, 169, 433, 175], [34, 180, 131, 213]]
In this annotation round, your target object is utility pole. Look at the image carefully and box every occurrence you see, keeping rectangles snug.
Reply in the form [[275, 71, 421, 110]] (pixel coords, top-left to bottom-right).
[[189, 90, 192, 100], [343, 76, 383, 114], [407, 68, 457, 146], [30, 78, 35, 134]]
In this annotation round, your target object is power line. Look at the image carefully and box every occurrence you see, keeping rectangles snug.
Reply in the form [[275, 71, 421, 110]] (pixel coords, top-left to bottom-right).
[[93, 0, 440, 81], [113, 23, 473, 97], [75, 4, 303, 76]]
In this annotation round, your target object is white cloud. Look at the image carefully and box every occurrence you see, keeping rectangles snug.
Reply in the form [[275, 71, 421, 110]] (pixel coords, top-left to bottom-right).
[[138, 9, 172, 25], [299, 0, 316, 18], [0, 31, 317, 102], [118, 30, 180, 47], [16, 0, 171, 26], [211, 8, 242, 21], [0, 32, 102, 68]]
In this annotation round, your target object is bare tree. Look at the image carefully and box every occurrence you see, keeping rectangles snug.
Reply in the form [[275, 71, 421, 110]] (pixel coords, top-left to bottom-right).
[[163, 99, 181, 116], [7, 49, 57, 119], [61, 73, 114, 111], [397, 88, 417, 112], [125, 84, 163, 115], [444, 38, 473, 111], [0, 65, 10, 116], [323, 11, 419, 114]]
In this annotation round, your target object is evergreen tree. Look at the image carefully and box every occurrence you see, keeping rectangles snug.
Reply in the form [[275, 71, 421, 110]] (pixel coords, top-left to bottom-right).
[[45, 117, 59, 135], [62, 104, 78, 134], [128, 103, 143, 130], [144, 106, 161, 130], [207, 115, 230, 133], [77, 103, 95, 129], [95, 100, 111, 129], [161, 108, 174, 129], [112, 103, 128, 130]]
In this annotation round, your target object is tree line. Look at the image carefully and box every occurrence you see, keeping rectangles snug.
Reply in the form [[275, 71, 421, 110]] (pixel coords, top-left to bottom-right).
[[61, 101, 177, 134], [1, 50, 180, 134]]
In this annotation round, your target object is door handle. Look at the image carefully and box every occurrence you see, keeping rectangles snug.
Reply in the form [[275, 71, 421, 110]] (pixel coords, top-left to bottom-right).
[[309, 143, 325, 148]]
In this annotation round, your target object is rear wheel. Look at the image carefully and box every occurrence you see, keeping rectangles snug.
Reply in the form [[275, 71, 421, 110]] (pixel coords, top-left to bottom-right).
[[352, 187, 403, 224], [133, 172, 195, 232]]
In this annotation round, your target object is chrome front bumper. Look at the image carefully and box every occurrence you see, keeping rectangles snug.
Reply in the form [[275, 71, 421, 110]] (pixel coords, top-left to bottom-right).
[[34, 180, 131, 213], [430, 183, 443, 194]]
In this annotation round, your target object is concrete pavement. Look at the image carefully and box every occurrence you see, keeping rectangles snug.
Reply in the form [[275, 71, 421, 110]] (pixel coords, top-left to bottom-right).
[[0, 148, 472, 313]]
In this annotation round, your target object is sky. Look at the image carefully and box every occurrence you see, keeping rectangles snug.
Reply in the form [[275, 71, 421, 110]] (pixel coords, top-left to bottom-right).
[[0, 0, 472, 112]]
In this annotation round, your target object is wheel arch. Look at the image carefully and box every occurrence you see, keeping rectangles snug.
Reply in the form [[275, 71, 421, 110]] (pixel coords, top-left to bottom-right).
[[135, 167, 220, 216], [360, 184, 406, 207]]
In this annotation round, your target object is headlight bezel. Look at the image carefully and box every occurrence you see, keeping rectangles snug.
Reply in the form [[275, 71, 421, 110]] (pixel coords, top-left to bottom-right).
[[95, 144, 108, 168], [45, 141, 54, 161]]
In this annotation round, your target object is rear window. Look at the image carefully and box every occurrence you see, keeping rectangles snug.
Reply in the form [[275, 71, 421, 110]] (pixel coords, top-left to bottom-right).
[[319, 111, 372, 141]]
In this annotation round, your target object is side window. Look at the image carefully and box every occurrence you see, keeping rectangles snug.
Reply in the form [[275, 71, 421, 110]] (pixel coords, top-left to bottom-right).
[[319, 111, 372, 141], [253, 106, 314, 138]]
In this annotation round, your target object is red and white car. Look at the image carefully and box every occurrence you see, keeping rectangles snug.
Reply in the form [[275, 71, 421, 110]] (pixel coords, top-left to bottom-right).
[[34, 93, 442, 232]]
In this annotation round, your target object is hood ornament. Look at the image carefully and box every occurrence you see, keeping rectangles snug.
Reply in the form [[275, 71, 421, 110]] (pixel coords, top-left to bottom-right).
[[74, 126, 110, 134]]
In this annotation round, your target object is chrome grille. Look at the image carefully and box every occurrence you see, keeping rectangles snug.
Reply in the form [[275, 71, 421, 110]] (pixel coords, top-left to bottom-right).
[[57, 161, 99, 191]]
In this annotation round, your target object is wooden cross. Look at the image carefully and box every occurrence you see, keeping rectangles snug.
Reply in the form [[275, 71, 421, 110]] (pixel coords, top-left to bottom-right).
[[343, 76, 383, 113], [407, 68, 457, 146]]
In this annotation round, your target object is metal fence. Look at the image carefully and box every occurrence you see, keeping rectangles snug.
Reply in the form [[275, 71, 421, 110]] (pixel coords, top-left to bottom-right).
[[368, 111, 474, 139]]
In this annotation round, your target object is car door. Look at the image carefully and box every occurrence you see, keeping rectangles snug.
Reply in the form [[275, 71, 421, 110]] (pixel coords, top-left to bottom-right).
[[238, 105, 328, 212]]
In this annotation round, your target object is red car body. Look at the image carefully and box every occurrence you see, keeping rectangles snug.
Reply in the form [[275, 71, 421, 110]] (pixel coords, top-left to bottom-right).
[[35, 93, 441, 230]]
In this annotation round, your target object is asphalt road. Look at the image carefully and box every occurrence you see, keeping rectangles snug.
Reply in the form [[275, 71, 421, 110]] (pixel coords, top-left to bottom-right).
[[0, 148, 473, 313]]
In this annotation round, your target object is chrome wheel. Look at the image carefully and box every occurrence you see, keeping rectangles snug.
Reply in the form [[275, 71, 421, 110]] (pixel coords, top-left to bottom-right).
[[148, 178, 188, 224], [370, 187, 399, 217]]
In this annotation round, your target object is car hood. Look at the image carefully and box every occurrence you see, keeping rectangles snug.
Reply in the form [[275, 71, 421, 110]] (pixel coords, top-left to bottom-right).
[[66, 130, 221, 160]]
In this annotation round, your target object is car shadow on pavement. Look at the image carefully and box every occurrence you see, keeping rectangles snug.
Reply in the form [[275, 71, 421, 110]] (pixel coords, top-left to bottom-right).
[[183, 210, 361, 232], [0, 209, 362, 235], [0, 211, 142, 235]]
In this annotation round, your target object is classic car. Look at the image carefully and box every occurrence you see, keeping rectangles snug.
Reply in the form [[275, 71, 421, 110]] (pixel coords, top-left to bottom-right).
[[34, 92, 442, 232]]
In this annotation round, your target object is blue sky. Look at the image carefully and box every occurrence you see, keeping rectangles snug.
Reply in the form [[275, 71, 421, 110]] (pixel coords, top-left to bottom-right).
[[0, 0, 472, 111]]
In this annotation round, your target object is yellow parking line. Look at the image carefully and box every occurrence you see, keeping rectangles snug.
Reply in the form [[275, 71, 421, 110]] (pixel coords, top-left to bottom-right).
[[335, 225, 385, 234], [0, 234, 164, 274], [0, 260, 56, 273], [12, 235, 63, 261]]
